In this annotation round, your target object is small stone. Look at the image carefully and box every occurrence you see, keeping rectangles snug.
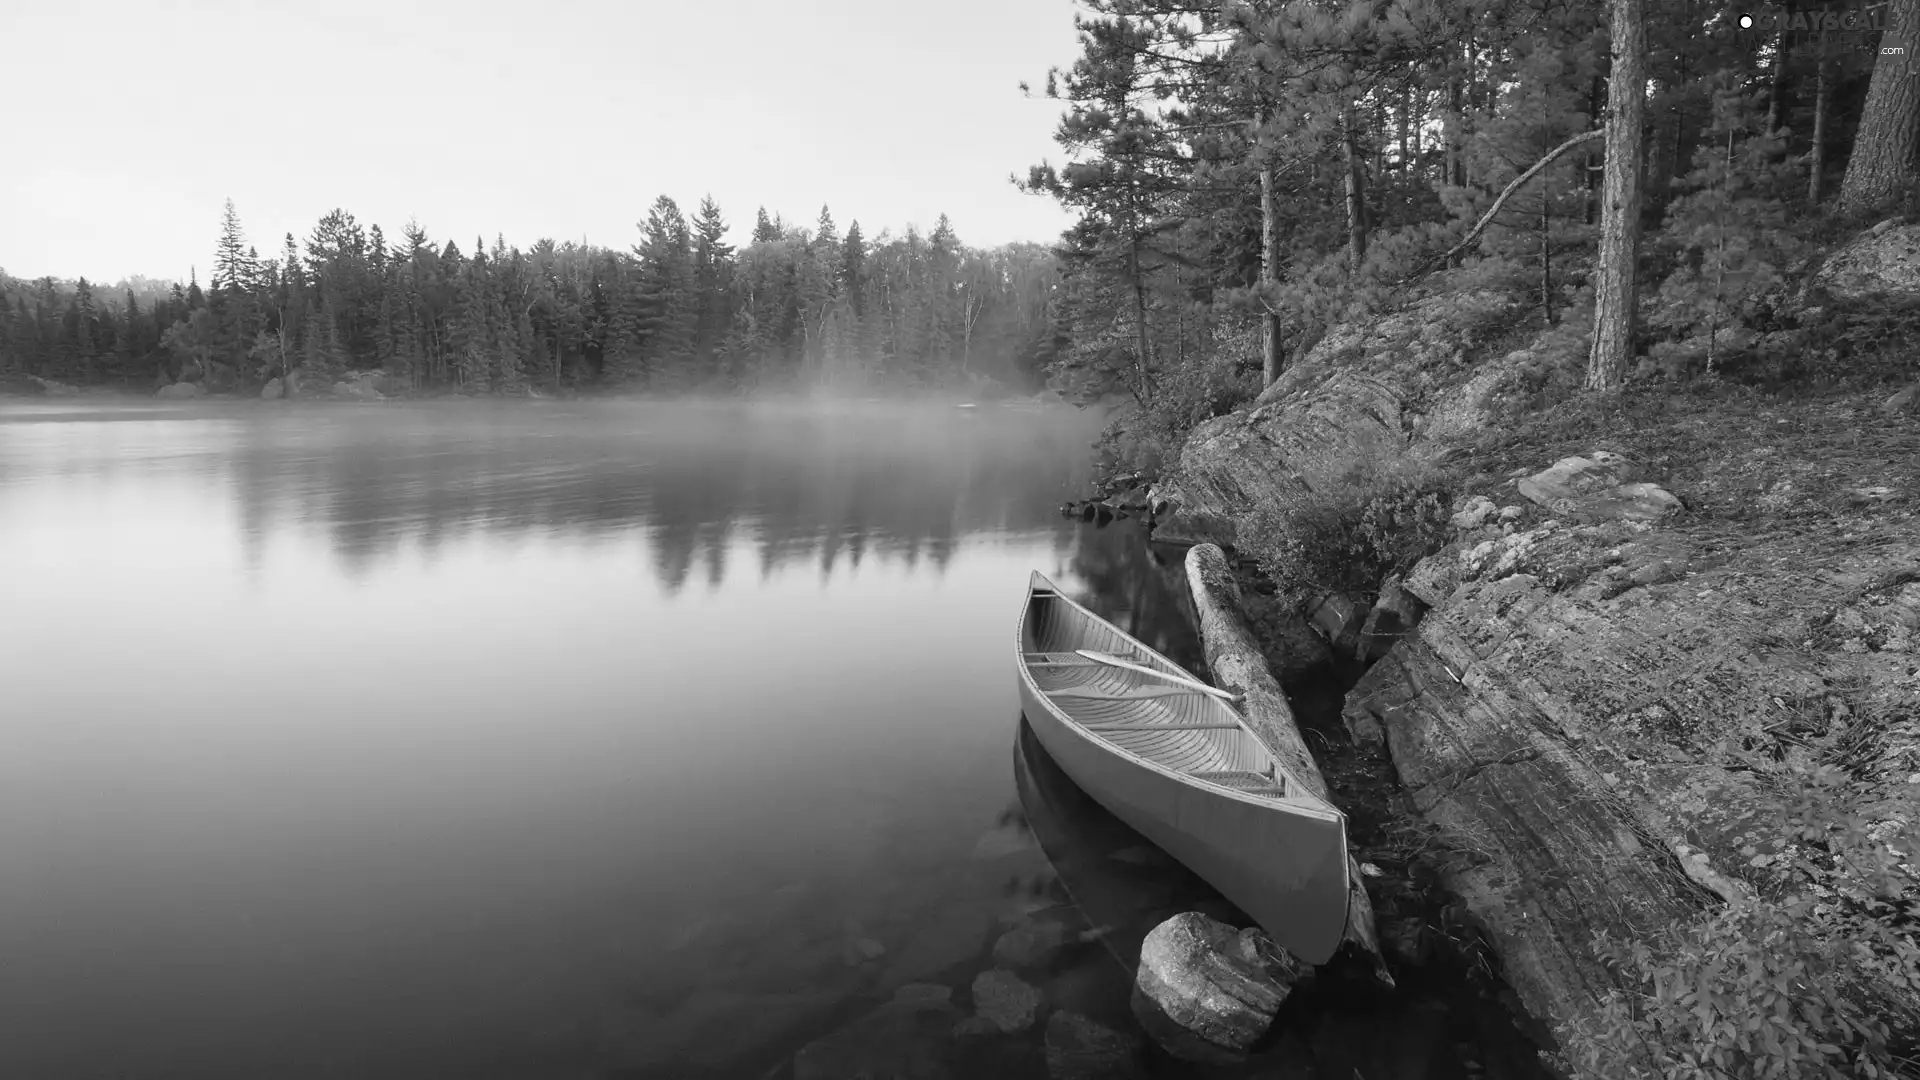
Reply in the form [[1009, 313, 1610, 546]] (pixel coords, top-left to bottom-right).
[[1450, 495, 1497, 529], [970, 969, 1043, 1033], [1359, 862, 1384, 877], [1498, 505, 1524, 521]]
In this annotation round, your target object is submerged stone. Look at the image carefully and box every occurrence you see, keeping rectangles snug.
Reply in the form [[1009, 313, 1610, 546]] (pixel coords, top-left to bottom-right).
[[970, 968, 1043, 1033]]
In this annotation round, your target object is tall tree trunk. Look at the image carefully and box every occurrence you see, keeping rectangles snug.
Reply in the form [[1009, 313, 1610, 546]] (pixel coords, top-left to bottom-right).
[[1588, 0, 1648, 392], [1839, 0, 1920, 213], [1448, 56, 1465, 190], [1399, 88, 1412, 173], [1128, 188, 1154, 402], [1344, 109, 1370, 274], [1540, 181, 1554, 326], [1373, 100, 1386, 185], [1809, 34, 1831, 204], [1260, 150, 1283, 385], [1766, 20, 1789, 135], [1586, 74, 1605, 225]]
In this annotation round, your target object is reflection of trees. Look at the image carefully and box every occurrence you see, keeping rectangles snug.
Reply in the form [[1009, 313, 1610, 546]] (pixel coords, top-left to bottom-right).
[[220, 401, 1107, 591], [1012, 719, 1242, 968], [1058, 524, 1206, 674]]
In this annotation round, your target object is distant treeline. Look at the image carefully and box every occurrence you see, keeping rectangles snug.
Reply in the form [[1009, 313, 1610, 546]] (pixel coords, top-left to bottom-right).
[[0, 200, 1065, 396]]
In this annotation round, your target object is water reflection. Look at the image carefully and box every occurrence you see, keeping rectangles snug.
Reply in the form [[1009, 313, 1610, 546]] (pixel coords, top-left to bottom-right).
[[1012, 720, 1246, 969], [0, 397, 1205, 1080], [1, 398, 1106, 592]]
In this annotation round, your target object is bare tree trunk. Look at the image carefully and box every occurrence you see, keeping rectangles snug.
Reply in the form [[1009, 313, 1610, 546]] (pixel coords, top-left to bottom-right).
[[1588, 0, 1648, 392], [1185, 543, 1392, 986], [1344, 108, 1369, 274], [1839, 0, 1920, 213], [1809, 34, 1831, 204], [1260, 148, 1284, 385], [1412, 130, 1603, 278]]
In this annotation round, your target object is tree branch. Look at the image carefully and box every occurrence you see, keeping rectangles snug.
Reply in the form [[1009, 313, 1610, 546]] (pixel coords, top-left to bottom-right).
[[1403, 128, 1604, 284]]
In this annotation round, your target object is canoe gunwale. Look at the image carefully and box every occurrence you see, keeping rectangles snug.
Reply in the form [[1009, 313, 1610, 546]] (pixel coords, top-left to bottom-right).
[[1016, 572, 1341, 822]]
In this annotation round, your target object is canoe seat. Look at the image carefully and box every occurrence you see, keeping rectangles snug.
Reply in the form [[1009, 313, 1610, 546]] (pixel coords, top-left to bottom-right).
[[1025, 651, 1147, 667], [1192, 769, 1290, 796], [1083, 721, 1242, 731], [1047, 685, 1224, 702]]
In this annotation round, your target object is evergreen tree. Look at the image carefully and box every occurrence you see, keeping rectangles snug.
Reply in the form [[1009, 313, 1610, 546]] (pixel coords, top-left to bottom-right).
[[634, 196, 696, 382], [691, 196, 735, 380], [215, 198, 254, 294], [753, 207, 781, 243], [841, 221, 867, 319]]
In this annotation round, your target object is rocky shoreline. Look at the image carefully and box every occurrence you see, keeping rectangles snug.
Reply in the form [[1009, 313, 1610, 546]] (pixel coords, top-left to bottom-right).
[[1129, 222, 1920, 1062]]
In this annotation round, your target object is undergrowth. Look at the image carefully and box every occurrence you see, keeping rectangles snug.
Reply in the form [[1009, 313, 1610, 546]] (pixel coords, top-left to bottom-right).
[[1238, 462, 1455, 603], [1556, 764, 1920, 1080]]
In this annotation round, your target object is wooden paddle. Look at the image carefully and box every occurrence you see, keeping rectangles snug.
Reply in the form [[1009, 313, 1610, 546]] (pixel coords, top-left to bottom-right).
[[1074, 649, 1243, 703]]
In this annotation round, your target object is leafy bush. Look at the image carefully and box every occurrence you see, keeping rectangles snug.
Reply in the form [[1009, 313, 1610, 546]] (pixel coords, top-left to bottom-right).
[[1559, 764, 1920, 1080], [1088, 318, 1264, 483], [1240, 462, 1454, 601]]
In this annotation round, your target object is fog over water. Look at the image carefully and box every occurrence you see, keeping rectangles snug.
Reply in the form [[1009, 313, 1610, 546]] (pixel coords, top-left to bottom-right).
[[0, 398, 1211, 1079]]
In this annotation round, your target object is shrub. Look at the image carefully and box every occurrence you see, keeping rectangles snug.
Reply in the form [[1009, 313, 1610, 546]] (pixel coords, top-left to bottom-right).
[[1558, 764, 1920, 1080], [1240, 462, 1454, 602], [1088, 318, 1265, 483]]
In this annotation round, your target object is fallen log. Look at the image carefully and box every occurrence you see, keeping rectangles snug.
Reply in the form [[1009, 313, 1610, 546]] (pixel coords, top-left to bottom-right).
[[1185, 542, 1393, 989]]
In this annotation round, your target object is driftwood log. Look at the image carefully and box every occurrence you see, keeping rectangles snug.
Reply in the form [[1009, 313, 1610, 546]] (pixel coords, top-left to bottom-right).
[[1185, 542, 1393, 988]]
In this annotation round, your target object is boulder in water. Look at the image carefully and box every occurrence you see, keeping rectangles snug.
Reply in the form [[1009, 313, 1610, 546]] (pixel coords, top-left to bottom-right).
[[1129, 912, 1303, 1064]]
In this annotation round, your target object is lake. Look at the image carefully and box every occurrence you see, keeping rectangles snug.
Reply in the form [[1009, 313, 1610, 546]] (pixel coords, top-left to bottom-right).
[[0, 397, 1224, 1079]]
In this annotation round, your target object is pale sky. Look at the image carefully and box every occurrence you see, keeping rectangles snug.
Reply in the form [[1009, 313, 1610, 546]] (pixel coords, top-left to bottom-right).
[[1, 0, 1083, 284]]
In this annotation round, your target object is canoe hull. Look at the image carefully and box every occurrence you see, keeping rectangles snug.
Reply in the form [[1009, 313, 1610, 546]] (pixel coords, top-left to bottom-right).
[[1016, 573, 1349, 965]]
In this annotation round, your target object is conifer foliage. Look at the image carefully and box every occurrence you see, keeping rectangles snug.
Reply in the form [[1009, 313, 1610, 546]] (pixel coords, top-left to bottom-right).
[[1020, 0, 1914, 421], [1, 199, 1059, 397]]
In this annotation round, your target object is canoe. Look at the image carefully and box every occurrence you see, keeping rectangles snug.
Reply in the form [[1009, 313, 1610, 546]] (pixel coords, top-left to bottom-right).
[[1014, 571, 1350, 965]]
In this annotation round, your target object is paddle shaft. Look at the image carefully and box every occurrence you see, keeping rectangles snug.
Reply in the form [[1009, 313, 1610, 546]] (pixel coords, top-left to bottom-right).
[[1074, 650, 1241, 703]]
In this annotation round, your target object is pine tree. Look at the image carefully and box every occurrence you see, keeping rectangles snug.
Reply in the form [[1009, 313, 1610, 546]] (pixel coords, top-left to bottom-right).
[[634, 196, 696, 383], [215, 198, 254, 294], [753, 207, 781, 244], [841, 221, 867, 319], [691, 196, 735, 380]]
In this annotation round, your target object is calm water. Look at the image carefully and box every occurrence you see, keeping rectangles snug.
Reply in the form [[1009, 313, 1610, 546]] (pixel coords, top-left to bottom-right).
[[0, 397, 1216, 1080]]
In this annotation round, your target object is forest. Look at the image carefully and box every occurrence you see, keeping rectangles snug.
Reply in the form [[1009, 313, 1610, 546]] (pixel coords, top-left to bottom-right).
[[0, 201, 1063, 397], [5, 0, 1916, 416], [1024, 0, 1919, 471]]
